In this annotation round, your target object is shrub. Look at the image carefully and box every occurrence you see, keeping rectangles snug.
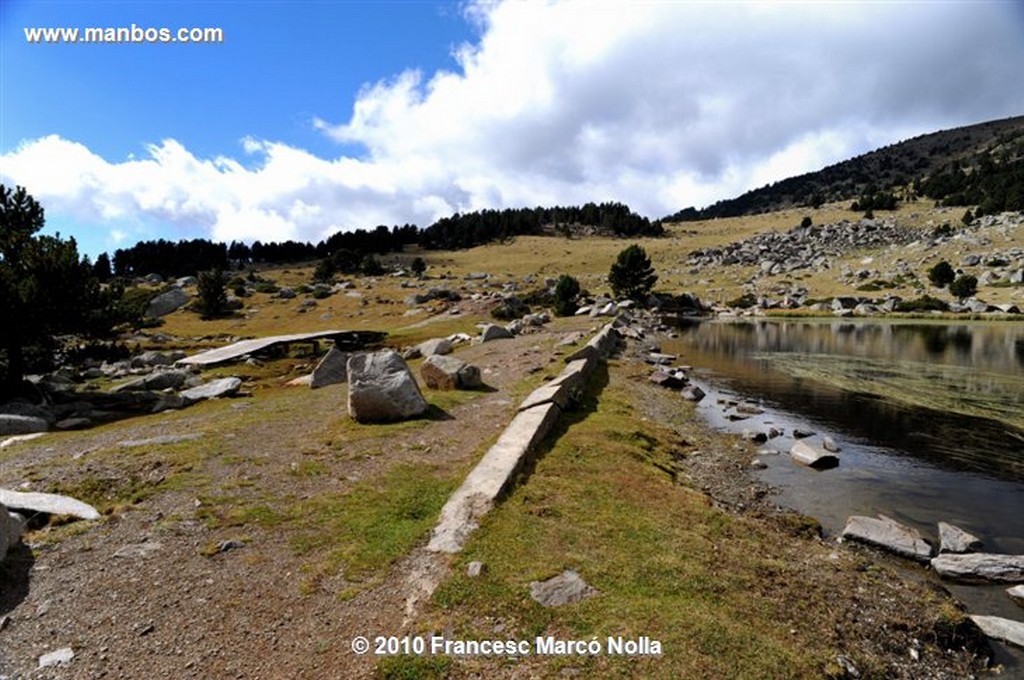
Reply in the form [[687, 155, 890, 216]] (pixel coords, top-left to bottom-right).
[[608, 244, 657, 302], [410, 257, 426, 277], [195, 269, 229, 319], [553, 274, 581, 316], [950, 275, 978, 302], [927, 261, 955, 288], [726, 292, 758, 309], [313, 258, 335, 283], [360, 254, 385, 276], [894, 295, 948, 313]]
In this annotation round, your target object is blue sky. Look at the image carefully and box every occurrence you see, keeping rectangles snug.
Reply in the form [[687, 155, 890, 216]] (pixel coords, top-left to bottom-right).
[[2, 0, 1024, 258]]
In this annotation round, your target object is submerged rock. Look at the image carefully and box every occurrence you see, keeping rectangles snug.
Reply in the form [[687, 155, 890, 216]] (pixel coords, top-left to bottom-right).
[[931, 553, 1024, 582], [790, 440, 839, 469], [938, 521, 984, 554], [842, 515, 933, 562]]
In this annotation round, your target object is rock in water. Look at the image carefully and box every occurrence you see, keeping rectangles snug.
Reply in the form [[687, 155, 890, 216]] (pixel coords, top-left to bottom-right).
[[938, 521, 984, 554], [529, 570, 598, 607], [420, 355, 481, 390], [970, 615, 1024, 649], [0, 489, 101, 521], [790, 440, 839, 469], [931, 553, 1024, 582], [1007, 585, 1024, 606], [842, 515, 933, 562], [347, 350, 429, 422], [310, 347, 349, 388]]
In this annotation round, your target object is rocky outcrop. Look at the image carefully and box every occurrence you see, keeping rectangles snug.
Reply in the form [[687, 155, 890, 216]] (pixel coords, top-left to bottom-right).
[[420, 355, 482, 390], [112, 369, 192, 392], [347, 351, 429, 423], [144, 287, 190, 318], [931, 553, 1024, 582], [841, 515, 933, 562], [0, 414, 49, 436]]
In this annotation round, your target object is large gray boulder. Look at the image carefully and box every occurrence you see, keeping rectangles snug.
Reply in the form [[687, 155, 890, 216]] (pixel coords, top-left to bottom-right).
[[310, 347, 349, 388], [112, 369, 191, 392], [420, 355, 481, 390], [842, 515, 933, 562], [144, 287, 190, 318], [0, 414, 49, 436], [180, 377, 242, 403], [931, 553, 1024, 582], [478, 324, 514, 343], [347, 351, 428, 423]]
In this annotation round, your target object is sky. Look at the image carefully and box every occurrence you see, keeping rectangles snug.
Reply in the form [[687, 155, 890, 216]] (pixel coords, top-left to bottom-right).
[[1, 0, 1023, 259]]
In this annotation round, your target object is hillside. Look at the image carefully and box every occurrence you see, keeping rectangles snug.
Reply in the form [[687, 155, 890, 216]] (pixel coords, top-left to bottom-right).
[[665, 114, 1024, 221]]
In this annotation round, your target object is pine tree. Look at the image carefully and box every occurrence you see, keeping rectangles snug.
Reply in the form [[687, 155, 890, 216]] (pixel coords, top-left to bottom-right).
[[608, 244, 657, 303]]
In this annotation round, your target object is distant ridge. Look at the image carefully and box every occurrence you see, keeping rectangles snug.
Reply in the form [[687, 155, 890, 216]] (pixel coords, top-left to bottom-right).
[[665, 115, 1024, 221]]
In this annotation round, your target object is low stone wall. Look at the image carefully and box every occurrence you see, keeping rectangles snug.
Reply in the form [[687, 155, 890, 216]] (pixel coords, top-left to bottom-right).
[[427, 323, 618, 554]]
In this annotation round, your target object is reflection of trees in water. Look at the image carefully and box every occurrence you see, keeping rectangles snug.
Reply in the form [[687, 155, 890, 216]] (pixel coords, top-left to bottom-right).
[[675, 320, 1023, 372]]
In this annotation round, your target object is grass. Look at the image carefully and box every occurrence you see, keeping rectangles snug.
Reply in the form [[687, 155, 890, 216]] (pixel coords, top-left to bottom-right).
[[422, 364, 839, 678]]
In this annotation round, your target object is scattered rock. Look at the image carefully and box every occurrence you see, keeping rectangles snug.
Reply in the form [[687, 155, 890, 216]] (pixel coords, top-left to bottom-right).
[[478, 324, 514, 343], [420, 355, 482, 390], [180, 377, 243, 403], [347, 350, 429, 423], [417, 338, 453, 357], [1008, 585, 1024, 606], [649, 370, 687, 390], [645, 352, 677, 365], [217, 539, 245, 553], [792, 428, 815, 439], [938, 521, 984, 554], [681, 385, 705, 402], [842, 515, 933, 562], [822, 436, 841, 453], [467, 561, 486, 577], [790, 441, 839, 469], [310, 347, 349, 388], [114, 540, 164, 559], [970, 615, 1024, 649], [931, 553, 1024, 582], [112, 369, 191, 392], [38, 647, 75, 669], [529, 570, 598, 607]]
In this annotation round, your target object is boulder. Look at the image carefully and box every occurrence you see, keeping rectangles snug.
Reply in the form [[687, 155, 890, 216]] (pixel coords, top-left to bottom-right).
[[310, 347, 349, 388], [970, 615, 1024, 649], [416, 338, 453, 357], [144, 287, 190, 317], [529, 570, 598, 607], [180, 377, 242, 403], [842, 515, 933, 562], [938, 521, 984, 554], [347, 351, 429, 422], [0, 414, 49, 436], [822, 436, 841, 453], [0, 489, 101, 520], [649, 370, 687, 390], [7, 510, 26, 549], [790, 440, 839, 469], [420, 355, 482, 390], [931, 553, 1024, 582], [742, 429, 768, 444], [130, 350, 185, 368], [478, 324, 514, 343], [112, 369, 191, 392], [0, 506, 10, 557], [681, 385, 705, 402], [1008, 584, 1024, 606]]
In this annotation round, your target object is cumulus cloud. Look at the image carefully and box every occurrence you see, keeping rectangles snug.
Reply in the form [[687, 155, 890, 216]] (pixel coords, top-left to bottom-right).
[[2, 0, 1023, 249]]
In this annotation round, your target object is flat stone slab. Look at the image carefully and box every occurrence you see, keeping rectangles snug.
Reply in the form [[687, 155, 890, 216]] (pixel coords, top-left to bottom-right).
[[38, 647, 75, 669], [931, 553, 1024, 582], [1, 432, 46, 449], [119, 434, 202, 448], [428, 402, 561, 553], [178, 330, 385, 366], [0, 489, 101, 521], [790, 440, 839, 469], [970, 615, 1024, 649], [519, 380, 576, 412], [530, 570, 598, 607], [1008, 585, 1024, 606], [938, 521, 984, 554], [842, 515, 933, 562]]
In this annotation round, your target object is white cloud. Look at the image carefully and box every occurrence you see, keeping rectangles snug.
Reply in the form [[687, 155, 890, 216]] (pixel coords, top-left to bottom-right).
[[3, 0, 1024, 249]]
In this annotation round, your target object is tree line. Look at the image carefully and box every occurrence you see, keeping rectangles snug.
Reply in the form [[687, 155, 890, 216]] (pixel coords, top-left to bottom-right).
[[104, 202, 662, 279]]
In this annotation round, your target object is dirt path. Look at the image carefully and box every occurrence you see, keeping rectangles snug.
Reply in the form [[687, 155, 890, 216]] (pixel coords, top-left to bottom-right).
[[0, 321, 595, 679]]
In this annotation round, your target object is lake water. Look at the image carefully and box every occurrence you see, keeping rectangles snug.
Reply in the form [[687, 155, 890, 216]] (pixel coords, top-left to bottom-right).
[[663, 318, 1024, 668]]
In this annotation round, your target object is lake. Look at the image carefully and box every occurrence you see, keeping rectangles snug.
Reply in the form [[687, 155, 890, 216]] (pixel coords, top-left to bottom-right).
[[663, 318, 1024, 668]]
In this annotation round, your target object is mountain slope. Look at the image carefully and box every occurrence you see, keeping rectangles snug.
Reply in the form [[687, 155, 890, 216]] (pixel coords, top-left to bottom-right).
[[666, 114, 1024, 221]]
